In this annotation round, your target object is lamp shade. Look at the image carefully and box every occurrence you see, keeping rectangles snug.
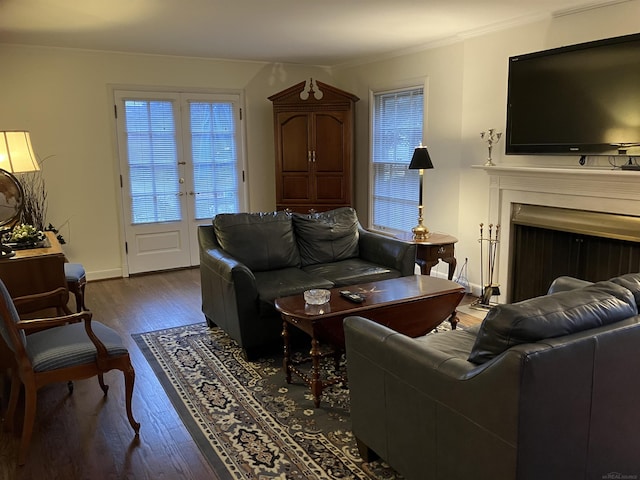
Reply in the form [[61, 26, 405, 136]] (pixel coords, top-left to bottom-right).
[[0, 131, 40, 173], [408, 146, 434, 170]]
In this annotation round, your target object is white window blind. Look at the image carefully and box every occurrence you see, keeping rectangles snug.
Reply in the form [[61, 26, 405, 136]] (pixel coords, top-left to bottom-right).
[[371, 87, 424, 233], [190, 101, 239, 219], [124, 100, 181, 224]]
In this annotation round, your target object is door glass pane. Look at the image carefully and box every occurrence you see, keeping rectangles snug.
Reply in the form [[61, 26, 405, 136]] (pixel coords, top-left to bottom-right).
[[190, 101, 239, 219], [124, 100, 181, 224]]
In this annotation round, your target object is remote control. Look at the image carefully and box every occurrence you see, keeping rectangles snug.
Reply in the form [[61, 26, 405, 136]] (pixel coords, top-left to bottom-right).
[[339, 290, 365, 303]]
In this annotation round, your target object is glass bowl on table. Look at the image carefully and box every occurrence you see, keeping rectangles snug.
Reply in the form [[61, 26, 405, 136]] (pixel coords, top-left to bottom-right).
[[303, 288, 331, 305]]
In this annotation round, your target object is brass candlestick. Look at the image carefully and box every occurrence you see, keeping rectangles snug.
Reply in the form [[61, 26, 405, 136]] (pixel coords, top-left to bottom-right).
[[412, 205, 430, 241]]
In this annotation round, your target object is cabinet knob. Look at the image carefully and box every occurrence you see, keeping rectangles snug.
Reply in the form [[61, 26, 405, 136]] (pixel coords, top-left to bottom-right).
[[308, 151, 312, 162], [312, 151, 316, 162]]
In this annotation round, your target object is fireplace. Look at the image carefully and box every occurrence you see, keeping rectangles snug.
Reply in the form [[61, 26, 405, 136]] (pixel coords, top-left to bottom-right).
[[479, 165, 640, 303], [509, 204, 640, 301]]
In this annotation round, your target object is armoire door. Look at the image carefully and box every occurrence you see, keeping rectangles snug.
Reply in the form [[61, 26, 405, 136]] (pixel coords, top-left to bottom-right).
[[276, 111, 312, 205], [313, 110, 350, 205]]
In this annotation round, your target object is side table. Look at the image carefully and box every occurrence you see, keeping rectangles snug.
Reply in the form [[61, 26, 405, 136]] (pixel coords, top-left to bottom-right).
[[398, 232, 458, 280]]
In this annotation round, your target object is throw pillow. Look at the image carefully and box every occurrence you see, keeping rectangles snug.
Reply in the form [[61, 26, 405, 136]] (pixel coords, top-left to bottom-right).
[[213, 211, 300, 272], [293, 207, 359, 267], [468, 281, 638, 364]]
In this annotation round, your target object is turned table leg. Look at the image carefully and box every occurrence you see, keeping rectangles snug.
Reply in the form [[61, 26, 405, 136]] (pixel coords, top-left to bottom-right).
[[448, 310, 459, 330], [282, 320, 292, 384], [310, 336, 322, 408]]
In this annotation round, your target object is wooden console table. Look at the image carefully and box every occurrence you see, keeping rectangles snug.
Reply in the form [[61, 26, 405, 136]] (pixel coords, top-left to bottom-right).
[[398, 232, 458, 280], [0, 231, 69, 313]]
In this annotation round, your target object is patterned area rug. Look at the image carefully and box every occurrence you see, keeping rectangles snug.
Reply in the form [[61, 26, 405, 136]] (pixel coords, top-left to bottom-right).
[[134, 323, 450, 479]]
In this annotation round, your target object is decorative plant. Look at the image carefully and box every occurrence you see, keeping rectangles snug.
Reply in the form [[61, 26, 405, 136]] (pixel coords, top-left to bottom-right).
[[6, 223, 45, 244], [17, 156, 66, 244]]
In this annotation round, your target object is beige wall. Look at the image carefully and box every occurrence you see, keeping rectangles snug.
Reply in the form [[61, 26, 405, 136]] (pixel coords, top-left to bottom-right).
[[336, 0, 640, 291], [1, 0, 639, 289], [0, 46, 328, 279]]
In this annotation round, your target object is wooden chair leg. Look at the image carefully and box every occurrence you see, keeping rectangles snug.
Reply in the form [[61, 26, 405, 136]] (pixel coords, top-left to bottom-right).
[[18, 383, 37, 466], [5, 372, 21, 433], [98, 374, 108, 395], [64, 263, 87, 313], [123, 364, 140, 435], [72, 282, 86, 312]]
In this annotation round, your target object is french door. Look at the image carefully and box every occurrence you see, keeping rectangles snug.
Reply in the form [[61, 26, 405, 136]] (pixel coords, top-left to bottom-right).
[[114, 90, 246, 274]]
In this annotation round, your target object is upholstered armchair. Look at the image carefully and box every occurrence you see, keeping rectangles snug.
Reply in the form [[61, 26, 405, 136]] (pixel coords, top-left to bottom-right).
[[344, 275, 640, 480], [0, 280, 140, 465]]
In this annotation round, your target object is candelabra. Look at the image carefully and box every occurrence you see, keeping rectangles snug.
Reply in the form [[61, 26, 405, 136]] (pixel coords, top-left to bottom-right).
[[480, 129, 502, 166]]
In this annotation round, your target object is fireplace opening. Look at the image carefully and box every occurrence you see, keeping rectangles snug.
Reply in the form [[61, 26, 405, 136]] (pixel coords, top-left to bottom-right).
[[509, 204, 640, 302]]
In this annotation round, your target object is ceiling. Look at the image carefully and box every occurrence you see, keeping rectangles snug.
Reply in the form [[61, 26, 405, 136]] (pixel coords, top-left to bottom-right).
[[0, 0, 625, 66]]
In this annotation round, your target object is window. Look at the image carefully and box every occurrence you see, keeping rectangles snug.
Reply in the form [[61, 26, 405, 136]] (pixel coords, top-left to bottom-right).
[[189, 101, 240, 219], [124, 99, 181, 224], [120, 94, 242, 225], [370, 87, 424, 234]]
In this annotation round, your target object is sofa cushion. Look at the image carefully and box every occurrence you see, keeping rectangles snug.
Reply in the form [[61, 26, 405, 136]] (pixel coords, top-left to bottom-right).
[[213, 211, 300, 272], [302, 258, 400, 287], [415, 326, 480, 360], [254, 268, 334, 303], [468, 281, 638, 365], [609, 273, 640, 307], [293, 207, 359, 267]]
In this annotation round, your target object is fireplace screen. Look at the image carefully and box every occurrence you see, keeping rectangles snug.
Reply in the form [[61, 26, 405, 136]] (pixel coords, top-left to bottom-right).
[[509, 204, 640, 302]]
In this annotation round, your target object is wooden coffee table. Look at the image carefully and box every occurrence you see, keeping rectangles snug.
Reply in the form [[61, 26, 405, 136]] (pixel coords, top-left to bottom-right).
[[274, 275, 465, 407]]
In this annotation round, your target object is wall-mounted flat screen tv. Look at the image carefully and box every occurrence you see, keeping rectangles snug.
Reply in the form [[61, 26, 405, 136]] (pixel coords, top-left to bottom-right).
[[506, 32, 640, 155]]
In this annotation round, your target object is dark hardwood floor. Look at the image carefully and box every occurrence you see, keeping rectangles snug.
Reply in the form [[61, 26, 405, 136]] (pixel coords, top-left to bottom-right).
[[0, 268, 480, 479], [0, 268, 221, 480]]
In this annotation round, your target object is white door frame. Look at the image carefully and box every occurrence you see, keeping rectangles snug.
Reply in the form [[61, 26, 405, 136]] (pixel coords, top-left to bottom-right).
[[110, 85, 248, 276]]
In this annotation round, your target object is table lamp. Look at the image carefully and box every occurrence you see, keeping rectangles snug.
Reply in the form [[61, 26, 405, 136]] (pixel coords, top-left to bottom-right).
[[408, 145, 434, 241], [0, 131, 40, 257]]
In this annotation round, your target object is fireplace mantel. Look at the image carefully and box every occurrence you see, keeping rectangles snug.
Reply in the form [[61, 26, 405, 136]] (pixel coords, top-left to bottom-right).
[[475, 165, 640, 301]]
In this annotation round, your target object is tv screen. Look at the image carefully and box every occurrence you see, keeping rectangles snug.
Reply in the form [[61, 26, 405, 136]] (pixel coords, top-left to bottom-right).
[[506, 33, 640, 155]]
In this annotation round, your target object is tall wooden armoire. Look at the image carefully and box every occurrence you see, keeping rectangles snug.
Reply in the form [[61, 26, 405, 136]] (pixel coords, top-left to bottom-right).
[[269, 79, 359, 213]]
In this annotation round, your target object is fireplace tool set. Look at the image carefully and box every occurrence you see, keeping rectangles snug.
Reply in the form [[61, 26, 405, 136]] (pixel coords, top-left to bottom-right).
[[471, 223, 501, 310]]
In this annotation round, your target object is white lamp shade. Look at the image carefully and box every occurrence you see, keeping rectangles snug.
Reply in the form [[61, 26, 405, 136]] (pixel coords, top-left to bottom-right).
[[0, 131, 40, 173]]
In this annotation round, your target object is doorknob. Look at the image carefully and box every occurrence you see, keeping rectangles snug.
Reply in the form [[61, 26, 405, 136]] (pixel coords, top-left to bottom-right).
[[179, 178, 185, 184], [178, 161, 186, 165]]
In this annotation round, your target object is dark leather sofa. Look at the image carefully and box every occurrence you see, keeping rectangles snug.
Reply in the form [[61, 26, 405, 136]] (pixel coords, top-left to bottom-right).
[[344, 273, 640, 480], [199, 207, 416, 359]]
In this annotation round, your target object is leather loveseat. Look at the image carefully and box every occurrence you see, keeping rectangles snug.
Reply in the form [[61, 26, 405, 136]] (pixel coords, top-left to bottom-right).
[[344, 273, 640, 480], [199, 207, 416, 359]]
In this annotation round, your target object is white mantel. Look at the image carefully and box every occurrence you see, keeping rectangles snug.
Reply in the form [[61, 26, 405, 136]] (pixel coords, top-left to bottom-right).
[[475, 165, 640, 302]]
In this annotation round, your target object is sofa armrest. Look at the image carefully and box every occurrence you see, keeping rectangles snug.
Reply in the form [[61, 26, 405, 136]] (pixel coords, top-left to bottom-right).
[[199, 225, 255, 284], [547, 275, 593, 294], [198, 226, 258, 339], [357, 228, 416, 276]]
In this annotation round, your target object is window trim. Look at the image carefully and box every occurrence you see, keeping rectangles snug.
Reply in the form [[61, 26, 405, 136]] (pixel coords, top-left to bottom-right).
[[368, 80, 427, 235]]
